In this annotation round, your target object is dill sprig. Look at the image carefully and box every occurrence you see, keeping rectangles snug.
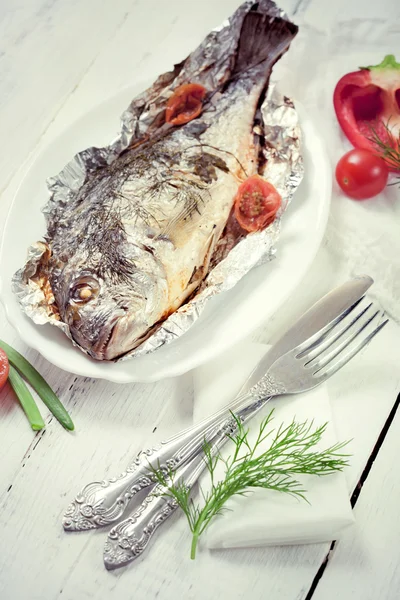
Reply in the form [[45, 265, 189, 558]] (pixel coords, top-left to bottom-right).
[[152, 410, 350, 559], [366, 119, 400, 175]]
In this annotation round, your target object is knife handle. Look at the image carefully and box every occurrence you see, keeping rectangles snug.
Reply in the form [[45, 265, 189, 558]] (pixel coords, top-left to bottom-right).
[[102, 395, 272, 569], [103, 455, 206, 570], [103, 484, 180, 570], [63, 375, 281, 532]]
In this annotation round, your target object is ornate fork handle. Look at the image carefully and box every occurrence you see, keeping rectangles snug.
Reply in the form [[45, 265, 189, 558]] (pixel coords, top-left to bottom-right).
[[63, 435, 196, 531], [62, 405, 252, 531], [63, 375, 282, 531], [103, 397, 272, 569]]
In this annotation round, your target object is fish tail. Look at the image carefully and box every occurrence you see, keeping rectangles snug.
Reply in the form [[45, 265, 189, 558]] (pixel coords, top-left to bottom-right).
[[233, 2, 298, 77]]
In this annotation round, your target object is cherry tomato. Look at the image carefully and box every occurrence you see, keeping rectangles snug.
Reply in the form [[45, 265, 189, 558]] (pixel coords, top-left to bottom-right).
[[335, 149, 389, 200], [234, 175, 282, 232], [165, 83, 207, 126], [0, 349, 9, 390]]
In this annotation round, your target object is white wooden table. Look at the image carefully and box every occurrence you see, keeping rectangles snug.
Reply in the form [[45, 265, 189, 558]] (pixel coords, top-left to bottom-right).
[[1, 1, 400, 598]]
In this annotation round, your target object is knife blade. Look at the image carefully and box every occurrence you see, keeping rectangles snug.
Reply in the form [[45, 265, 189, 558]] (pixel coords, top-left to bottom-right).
[[239, 275, 373, 395]]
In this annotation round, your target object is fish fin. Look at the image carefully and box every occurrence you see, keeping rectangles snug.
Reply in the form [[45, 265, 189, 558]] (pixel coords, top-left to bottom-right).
[[232, 5, 298, 77], [188, 226, 220, 287], [14, 241, 60, 321], [157, 207, 192, 240], [156, 189, 206, 239]]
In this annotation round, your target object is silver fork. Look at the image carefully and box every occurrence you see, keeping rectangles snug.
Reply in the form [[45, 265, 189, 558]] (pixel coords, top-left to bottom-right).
[[103, 300, 388, 569], [63, 278, 373, 532]]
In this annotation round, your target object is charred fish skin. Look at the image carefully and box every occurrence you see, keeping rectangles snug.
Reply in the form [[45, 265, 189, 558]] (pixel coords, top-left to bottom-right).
[[13, 1, 300, 361]]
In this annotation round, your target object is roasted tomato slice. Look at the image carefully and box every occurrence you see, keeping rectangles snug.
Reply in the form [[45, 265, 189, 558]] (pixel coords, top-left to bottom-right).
[[234, 175, 282, 232], [165, 83, 207, 126], [0, 349, 9, 390]]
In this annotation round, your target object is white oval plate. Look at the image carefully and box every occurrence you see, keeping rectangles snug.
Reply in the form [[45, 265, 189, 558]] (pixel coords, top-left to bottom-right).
[[0, 81, 331, 383]]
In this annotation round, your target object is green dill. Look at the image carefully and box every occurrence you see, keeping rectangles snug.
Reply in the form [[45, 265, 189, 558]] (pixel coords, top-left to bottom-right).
[[152, 410, 350, 559], [366, 119, 400, 175]]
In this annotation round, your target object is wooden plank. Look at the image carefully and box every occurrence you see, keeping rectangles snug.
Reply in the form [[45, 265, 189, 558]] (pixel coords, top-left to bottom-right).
[[0, 0, 154, 194], [310, 401, 400, 600], [1, 291, 399, 600], [0, 0, 301, 186], [1, 0, 398, 599], [0, 0, 301, 512]]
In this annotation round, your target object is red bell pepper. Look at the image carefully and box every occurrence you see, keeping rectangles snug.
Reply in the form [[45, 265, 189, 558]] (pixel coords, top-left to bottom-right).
[[333, 55, 400, 169]]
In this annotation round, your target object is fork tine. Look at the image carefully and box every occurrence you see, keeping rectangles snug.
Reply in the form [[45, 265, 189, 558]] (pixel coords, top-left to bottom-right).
[[308, 309, 383, 371], [295, 295, 365, 357], [313, 318, 389, 380], [305, 306, 381, 370], [298, 301, 374, 362]]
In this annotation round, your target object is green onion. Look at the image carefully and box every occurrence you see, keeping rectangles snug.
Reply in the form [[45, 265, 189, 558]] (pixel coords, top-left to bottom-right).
[[8, 365, 45, 431], [0, 339, 74, 431]]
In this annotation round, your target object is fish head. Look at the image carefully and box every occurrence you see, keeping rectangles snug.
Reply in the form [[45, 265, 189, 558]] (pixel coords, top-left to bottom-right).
[[55, 243, 168, 360]]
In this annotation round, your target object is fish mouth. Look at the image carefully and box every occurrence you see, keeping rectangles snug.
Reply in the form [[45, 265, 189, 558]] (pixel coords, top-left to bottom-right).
[[90, 314, 123, 361]]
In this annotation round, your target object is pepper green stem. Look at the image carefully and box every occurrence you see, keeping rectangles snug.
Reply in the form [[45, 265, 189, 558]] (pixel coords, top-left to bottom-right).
[[360, 54, 400, 71]]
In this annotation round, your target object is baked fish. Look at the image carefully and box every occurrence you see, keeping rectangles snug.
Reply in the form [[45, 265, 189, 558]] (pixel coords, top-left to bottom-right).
[[14, 1, 299, 360]]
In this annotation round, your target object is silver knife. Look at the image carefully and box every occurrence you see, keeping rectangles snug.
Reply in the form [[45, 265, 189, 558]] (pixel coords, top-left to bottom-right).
[[63, 276, 373, 533], [103, 275, 377, 568]]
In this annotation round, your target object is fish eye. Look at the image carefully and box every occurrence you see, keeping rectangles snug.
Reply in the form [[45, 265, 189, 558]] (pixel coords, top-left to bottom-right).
[[70, 275, 100, 304]]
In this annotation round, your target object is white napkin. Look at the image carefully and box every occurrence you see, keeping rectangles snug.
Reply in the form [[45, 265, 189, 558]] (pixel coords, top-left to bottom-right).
[[192, 342, 354, 550]]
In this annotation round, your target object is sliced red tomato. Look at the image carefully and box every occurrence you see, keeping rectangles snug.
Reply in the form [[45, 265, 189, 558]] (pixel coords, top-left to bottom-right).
[[165, 83, 207, 126], [234, 175, 282, 232], [335, 149, 389, 200], [0, 349, 9, 390]]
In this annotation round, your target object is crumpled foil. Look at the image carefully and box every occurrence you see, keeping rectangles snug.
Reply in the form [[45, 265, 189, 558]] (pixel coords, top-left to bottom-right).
[[12, 0, 304, 362]]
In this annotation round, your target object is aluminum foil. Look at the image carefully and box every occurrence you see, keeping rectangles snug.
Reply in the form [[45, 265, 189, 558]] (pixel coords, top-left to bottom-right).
[[12, 0, 303, 362]]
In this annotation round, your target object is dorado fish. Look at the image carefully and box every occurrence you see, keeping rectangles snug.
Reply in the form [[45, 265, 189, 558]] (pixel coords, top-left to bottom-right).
[[15, 1, 298, 360]]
